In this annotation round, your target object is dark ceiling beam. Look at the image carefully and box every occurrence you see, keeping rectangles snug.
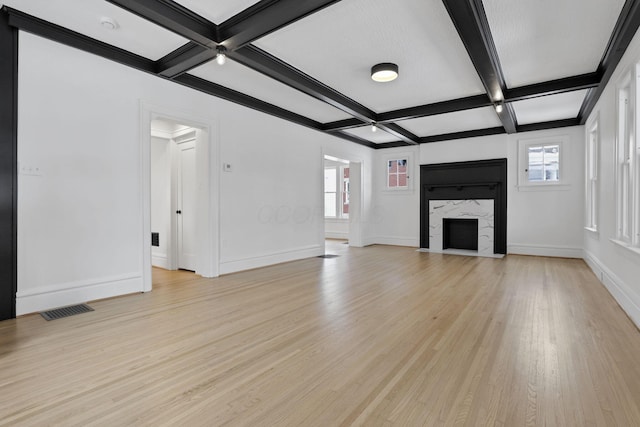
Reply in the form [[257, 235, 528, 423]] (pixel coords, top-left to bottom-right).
[[156, 42, 217, 78], [504, 72, 601, 103], [105, 0, 218, 47], [442, 0, 517, 133], [229, 45, 376, 123], [174, 74, 322, 130], [419, 127, 505, 144], [378, 94, 491, 123], [376, 123, 419, 146], [219, 0, 342, 50], [579, 0, 640, 123], [517, 118, 581, 133], [5, 7, 156, 74], [322, 118, 364, 132]]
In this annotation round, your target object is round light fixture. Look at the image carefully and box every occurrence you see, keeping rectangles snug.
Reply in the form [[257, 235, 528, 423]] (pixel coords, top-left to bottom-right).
[[495, 103, 504, 113], [371, 63, 398, 82], [371, 123, 377, 132], [100, 17, 119, 30]]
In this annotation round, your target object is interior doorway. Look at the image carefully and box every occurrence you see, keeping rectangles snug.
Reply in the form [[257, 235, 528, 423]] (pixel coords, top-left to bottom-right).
[[150, 119, 203, 272], [322, 154, 363, 250], [141, 102, 219, 292]]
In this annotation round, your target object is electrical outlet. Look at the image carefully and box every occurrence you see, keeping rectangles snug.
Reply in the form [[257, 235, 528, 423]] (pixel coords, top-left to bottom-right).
[[223, 163, 232, 172]]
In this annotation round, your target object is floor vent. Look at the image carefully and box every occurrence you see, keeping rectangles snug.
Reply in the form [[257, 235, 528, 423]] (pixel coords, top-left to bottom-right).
[[318, 254, 339, 258], [40, 304, 94, 321]]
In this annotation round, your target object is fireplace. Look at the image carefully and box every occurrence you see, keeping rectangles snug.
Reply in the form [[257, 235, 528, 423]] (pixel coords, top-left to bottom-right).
[[443, 218, 478, 251], [420, 159, 507, 255], [427, 199, 496, 257]]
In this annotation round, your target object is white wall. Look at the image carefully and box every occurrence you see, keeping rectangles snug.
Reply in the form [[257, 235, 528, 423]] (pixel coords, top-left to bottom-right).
[[372, 129, 585, 257], [16, 32, 374, 314], [583, 27, 640, 328]]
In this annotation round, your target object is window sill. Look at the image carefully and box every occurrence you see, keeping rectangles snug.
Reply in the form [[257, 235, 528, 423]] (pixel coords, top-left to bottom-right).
[[516, 183, 571, 192], [610, 238, 640, 257]]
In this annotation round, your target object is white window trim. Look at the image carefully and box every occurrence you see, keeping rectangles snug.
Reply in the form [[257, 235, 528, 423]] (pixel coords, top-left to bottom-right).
[[613, 65, 640, 250], [517, 135, 570, 192], [383, 152, 413, 192], [585, 113, 599, 235]]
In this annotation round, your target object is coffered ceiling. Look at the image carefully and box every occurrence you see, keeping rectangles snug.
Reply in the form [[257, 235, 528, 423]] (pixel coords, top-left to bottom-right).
[[2, 0, 639, 149]]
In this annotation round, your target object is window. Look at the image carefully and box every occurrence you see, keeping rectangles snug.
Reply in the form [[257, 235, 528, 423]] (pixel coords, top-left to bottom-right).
[[388, 159, 408, 188], [586, 115, 599, 232], [615, 69, 639, 247], [324, 165, 349, 218], [518, 136, 569, 190]]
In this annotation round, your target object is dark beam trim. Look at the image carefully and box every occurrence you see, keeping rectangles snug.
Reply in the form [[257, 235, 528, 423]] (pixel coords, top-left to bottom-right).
[[323, 118, 365, 132], [378, 94, 491, 123], [579, 0, 640, 123], [373, 141, 413, 149], [442, 0, 517, 133], [156, 42, 217, 78], [230, 45, 377, 123], [330, 131, 379, 149], [0, 8, 18, 320], [174, 74, 322, 130], [516, 118, 581, 133], [105, 0, 218, 48], [504, 72, 601, 103], [419, 127, 506, 144], [6, 7, 156, 74], [376, 123, 419, 146], [219, 0, 342, 50]]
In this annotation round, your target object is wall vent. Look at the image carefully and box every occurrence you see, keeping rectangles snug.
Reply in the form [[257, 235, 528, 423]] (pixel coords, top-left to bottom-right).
[[40, 303, 94, 321], [151, 232, 159, 247]]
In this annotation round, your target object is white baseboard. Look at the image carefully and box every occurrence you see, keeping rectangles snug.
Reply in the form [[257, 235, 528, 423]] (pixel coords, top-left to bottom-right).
[[152, 254, 169, 270], [508, 243, 583, 258], [16, 273, 143, 315], [583, 250, 640, 329], [219, 245, 324, 275], [374, 236, 420, 247], [325, 232, 349, 240]]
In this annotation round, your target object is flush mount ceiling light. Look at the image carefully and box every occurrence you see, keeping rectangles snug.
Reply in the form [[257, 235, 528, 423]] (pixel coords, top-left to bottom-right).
[[216, 46, 227, 65], [99, 16, 119, 30], [371, 63, 398, 82]]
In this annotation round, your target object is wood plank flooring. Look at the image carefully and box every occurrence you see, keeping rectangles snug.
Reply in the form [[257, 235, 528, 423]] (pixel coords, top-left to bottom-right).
[[1, 242, 640, 426]]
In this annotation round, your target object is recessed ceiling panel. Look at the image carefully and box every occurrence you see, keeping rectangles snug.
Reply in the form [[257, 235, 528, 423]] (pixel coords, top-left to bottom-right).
[[343, 126, 400, 144], [254, 0, 486, 113], [189, 60, 353, 123], [4, 0, 189, 60], [485, 0, 626, 88], [172, 0, 261, 24], [398, 107, 503, 136], [512, 90, 588, 125]]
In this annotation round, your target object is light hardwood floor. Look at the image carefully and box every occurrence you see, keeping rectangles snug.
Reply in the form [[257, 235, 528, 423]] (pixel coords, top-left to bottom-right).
[[1, 242, 640, 426]]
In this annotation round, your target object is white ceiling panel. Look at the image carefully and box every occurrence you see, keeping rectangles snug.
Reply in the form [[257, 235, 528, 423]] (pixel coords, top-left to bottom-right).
[[343, 126, 400, 144], [188, 60, 353, 123], [398, 107, 503, 136], [512, 90, 588, 125], [3, 0, 189, 60], [172, 0, 261, 25], [485, 0, 626, 88], [254, 0, 486, 113]]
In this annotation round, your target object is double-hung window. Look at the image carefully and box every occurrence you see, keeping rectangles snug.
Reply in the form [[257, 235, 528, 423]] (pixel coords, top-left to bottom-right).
[[586, 116, 599, 232], [615, 69, 640, 247]]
